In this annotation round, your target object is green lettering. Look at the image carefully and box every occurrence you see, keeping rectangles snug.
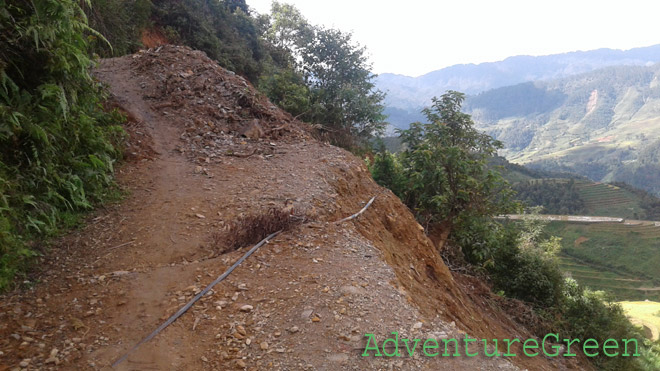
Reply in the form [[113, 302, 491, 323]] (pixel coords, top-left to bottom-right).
[[603, 339, 619, 357], [622, 338, 640, 357], [362, 334, 382, 357], [502, 338, 520, 356], [423, 338, 439, 357], [523, 338, 539, 357], [483, 339, 500, 357], [383, 332, 401, 357], [402, 338, 421, 357], [563, 338, 580, 356], [464, 334, 478, 357], [542, 333, 560, 357], [442, 338, 460, 356], [582, 338, 599, 357]]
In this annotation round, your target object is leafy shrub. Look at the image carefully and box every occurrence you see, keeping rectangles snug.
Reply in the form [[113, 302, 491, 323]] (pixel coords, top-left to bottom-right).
[[261, 2, 386, 148], [555, 279, 647, 370], [84, 0, 153, 57], [0, 0, 122, 289], [368, 147, 406, 199], [489, 227, 564, 307], [370, 91, 519, 263]]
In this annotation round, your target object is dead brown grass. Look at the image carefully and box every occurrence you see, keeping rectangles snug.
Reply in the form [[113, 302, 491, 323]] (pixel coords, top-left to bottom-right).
[[213, 208, 307, 253]]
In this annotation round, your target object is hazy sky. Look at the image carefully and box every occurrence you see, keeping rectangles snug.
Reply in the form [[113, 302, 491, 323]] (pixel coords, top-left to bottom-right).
[[248, 0, 660, 77]]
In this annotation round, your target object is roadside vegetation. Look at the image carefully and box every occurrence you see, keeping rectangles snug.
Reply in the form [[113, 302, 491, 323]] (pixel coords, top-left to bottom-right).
[[369, 91, 660, 370], [0, 0, 124, 290]]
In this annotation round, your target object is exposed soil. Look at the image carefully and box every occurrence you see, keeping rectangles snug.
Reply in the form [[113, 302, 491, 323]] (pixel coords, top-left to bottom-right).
[[0, 46, 592, 370]]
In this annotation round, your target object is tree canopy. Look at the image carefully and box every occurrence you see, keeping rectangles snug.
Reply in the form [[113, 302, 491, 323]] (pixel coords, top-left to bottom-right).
[[260, 2, 386, 147], [371, 91, 518, 262]]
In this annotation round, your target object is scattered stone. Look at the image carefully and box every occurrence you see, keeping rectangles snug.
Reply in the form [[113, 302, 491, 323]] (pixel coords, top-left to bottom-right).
[[288, 326, 299, 334], [236, 325, 247, 336], [239, 305, 253, 312], [236, 359, 247, 368], [327, 354, 349, 363], [260, 342, 269, 350], [413, 321, 423, 330], [239, 119, 264, 140], [340, 285, 366, 295]]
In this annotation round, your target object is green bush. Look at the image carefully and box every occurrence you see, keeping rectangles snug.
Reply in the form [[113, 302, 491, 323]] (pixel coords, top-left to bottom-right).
[[370, 91, 519, 262], [490, 233, 564, 307], [555, 279, 647, 370], [368, 146, 406, 199], [84, 0, 153, 57], [0, 0, 122, 290]]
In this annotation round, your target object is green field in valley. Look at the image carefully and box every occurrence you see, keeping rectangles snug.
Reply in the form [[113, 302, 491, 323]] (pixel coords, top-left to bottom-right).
[[548, 221, 660, 302], [619, 301, 660, 341]]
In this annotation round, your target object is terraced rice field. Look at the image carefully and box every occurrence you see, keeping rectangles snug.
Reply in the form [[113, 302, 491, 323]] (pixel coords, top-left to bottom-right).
[[575, 182, 645, 219], [549, 221, 660, 301], [559, 256, 660, 301]]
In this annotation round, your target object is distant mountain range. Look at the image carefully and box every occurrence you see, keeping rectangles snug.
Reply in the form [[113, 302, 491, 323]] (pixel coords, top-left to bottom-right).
[[378, 44, 660, 129], [467, 63, 660, 195], [377, 45, 660, 195]]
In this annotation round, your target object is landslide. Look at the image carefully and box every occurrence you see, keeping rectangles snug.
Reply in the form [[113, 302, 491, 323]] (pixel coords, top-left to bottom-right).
[[0, 46, 590, 370]]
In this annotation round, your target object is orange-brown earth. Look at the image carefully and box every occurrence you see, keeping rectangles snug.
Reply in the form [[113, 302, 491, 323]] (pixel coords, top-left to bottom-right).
[[0, 46, 591, 370]]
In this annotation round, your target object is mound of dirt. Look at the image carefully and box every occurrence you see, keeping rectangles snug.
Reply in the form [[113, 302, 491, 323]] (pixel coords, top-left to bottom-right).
[[127, 45, 309, 164]]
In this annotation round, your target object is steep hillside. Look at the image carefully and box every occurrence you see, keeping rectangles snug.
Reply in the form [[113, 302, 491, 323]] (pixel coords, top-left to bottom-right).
[[0, 46, 591, 370], [466, 63, 660, 195], [378, 44, 660, 128]]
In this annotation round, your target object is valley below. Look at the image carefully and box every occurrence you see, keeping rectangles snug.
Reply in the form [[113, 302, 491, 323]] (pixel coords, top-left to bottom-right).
[[503, 177, 660, 343]]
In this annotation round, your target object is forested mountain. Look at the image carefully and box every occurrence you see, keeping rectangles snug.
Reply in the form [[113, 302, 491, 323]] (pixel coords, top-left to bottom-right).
[[466, 63, 660, 195], [379, 45, 660, 128]]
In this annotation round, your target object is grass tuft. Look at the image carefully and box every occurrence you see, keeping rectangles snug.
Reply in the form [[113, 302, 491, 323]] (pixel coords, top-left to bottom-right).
[[212, 208, 307, 254]]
